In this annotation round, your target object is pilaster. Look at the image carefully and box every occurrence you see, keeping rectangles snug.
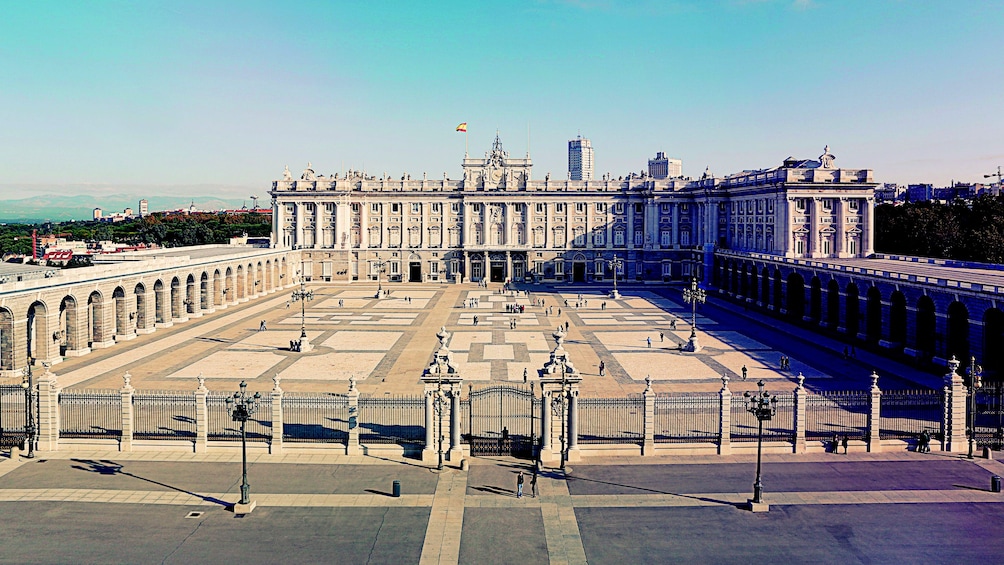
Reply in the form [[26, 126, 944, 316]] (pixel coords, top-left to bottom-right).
[[719, 375, 732, 455], [867, 371, 882, 452]]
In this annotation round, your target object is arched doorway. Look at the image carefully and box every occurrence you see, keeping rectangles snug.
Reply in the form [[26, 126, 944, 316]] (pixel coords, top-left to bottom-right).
[[87, 291, 104, 347], [27, 301, 49, 363], [983, 308, 1004, 380], [408, 253, 423, 282], [112, 286, 128, 337], [947, 301, 970, 362], [786, 273, 805, 321], [134, 283, 148, 333], [571, 253, 587, 284], [170, 277, 182, 319], [0, 308, 14, 371]]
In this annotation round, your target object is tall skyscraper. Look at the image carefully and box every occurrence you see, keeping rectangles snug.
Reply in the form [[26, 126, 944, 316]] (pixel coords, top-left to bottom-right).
[[648, 152, 683, 179], [568, 136, 593, 180], [139, 199, 149, 217]]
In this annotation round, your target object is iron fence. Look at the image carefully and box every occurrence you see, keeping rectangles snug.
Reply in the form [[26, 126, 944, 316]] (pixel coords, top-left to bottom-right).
[[879, 390, 942, 440], [654, 393, 720, 444], [206, 393, 272, 441], [731, 393, 794, 442], [358, 395, 425, 445], [132, 392, 197, 439], [60, 390, 122, 439], [805, 391, 868, 441], [282, 392, 349, 443], [577, 397, 644, 444], [975, 383, 1004, 449], [0, 385, 27, 447]]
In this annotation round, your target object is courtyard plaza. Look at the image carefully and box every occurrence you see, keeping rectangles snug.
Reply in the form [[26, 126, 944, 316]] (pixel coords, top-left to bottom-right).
[[0, 448, 1001, 564], [47, 281, 938, 397]]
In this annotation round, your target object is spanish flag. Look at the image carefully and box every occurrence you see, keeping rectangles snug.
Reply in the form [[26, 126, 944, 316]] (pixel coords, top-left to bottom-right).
[[455, 123, 467, 132]]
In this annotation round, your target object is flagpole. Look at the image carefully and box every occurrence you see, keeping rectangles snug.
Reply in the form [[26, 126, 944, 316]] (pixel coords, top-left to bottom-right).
[[465, 129, 469, 157]]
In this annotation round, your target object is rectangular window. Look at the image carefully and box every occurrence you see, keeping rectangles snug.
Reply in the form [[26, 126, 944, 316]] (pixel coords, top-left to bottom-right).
[[595, 202, 606, 213], [285, 204, 294, 215], [681, 204, 689, 213], [390, 262, 400, 274], [430, 262, 439, 274], [555, 261, 564, 275], [392, 203, 400, 213], [681, 231, 690, 246], [593, 232, 604, 246], [822, 199, 832, 211], [634, 230, 643, 246], [411, 203, 420, 214], [796, 199, 806, 211], [661, 203, 670, 213], [614, 202, 624, 214], [535, 203, 545, 213], [662, 262, 672, 276], [849, 199, 860, 211], [555, 203, 565, 213], [371, 203, 380, 213], [660, 230, 671, 246], [614, 231, 625, 246], [351, 203, 360, 212], [767, 200, 774, 214], [474, 203, 482, 212], [634, 203, 643, 214], [451, 202, 460, 213], [575, 202, 585, 214], [431, 202, 441, 213]]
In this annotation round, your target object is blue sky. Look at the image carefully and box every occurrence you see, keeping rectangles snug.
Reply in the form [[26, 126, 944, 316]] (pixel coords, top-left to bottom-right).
[[2, 0, 1002, 200]]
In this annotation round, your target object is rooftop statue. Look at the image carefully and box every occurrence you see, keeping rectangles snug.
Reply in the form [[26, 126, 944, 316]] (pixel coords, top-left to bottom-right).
[[283, 165, 292, 181], [820, 145, 836, 169]]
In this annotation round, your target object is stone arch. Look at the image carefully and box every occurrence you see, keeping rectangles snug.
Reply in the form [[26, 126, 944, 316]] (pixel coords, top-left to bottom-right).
[[200, 271, 211, 310], [982, 307, 1004, 379], [113, 286, 132, 339], [265, 259, 273, 291], [786, 272, 805, 321], [58, 295, 81, 354], [740, 263, 749, 299], [27, 300, 50, 363], [809, 276, 822, 324], [0, 307, 14, 371], [154, 280, 167, 324], [87, 290, 105, 346], [845, 283, 860, 339], [170, 276, 183, 319], [750, 265, 759, 304], [947, 300, 970, 362], [916, 295, 936, 358], [186, 274, 197, 315], [134, 282, 149, 333], [256, 261, 265, 294], [236, 265, 246, 300], [225, 267, 234, 303], [826, 279, 840, 330], [213, 269, 223, 307], [889, 291, 907, 348], [866, 286, 882, 345]]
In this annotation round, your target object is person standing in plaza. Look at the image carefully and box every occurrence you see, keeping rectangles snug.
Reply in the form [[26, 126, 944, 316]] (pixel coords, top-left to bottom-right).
[[842, 435, 849, 454], [516, 471, 524, 498], [647, 336, 652, 348], [659, 331, 664, 342], [741, 365, 747, 381], [530, 468, 538, 498], [598, 360, 605, 376], [259, 320, 266, 331]]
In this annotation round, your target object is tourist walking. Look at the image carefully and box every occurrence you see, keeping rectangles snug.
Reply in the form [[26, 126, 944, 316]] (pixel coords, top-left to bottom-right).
[[841, 435, 849, 454], [659, 331, 664, 342], [259, 320, 267, 331], [530, 469, 538, 498], [741, 365, 748, 381], [598, 361, 605, 376], [516, 471, 524, 498], [647, 336, 652, 348]]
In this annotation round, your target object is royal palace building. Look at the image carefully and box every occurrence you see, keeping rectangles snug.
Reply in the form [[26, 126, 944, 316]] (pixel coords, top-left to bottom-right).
[[270, 137, 877, 284]]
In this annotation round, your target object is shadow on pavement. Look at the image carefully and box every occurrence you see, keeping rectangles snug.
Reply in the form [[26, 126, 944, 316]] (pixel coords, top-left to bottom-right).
[[69, 459, 230, 507], [565, 474, 737, 507]]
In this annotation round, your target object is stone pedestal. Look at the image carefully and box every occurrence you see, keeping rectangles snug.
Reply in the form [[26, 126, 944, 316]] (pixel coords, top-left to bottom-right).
[[608, 289, 621, 299], [683, 328, 702, 353], [233, 500, 257, 514], [747, 500, 769, 513]]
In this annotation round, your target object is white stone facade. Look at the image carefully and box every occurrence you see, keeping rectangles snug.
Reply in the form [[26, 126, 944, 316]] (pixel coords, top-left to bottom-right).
[[270, 139, 876, 283]]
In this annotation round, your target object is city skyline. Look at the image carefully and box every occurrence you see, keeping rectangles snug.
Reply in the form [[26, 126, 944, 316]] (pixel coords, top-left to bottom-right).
[[3, 0, 1002, 200]]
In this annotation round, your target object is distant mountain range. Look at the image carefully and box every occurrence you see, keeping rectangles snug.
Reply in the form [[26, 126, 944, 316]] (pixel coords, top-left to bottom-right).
[[0, 194, 255, 223]]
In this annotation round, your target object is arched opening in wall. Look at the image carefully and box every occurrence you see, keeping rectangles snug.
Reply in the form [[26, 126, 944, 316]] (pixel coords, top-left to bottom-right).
[[826, 279, 840, 330], [712, 257, 721, 288], [809, 276, 822, 324], [773, 269, 783, 312], [866, 286, 882, 345], [200, 272, 210, 309], [845, 283, 860, 339], [265, 260, 272, 290], [889, 291, 907, 348], [947, 301, 970, 362], [112, 287, 127, 337], [256, 262, 265, 293], [916, 295, 936, 358], [281, 257, 288, 284], [730, 262, 739, 295], [0, 308, 14, 371], [740, 264, 749, 299], [761, 267, 771, 308], [213, 270, 222, 306], [153, 280, 165, 324], [224, 267, 233, 303], [26, 301, 48, 363], [170, 277, 182, 319], [786, 273, 805, 322], [981, 308, 1004, 380], [186, 274, 197, 315], [750, 266, 759, 304], [58, 296, 77, 354], [134, 283, 146, 332], [235, 265, 245, 300], [87, 291, 103, 346]]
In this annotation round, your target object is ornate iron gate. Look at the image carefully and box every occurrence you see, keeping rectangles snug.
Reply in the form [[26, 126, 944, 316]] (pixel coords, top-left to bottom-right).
[[464, 384, 537, 458]]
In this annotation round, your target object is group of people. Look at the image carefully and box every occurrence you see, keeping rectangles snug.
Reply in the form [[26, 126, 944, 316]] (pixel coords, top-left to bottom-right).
[[289, 339, 304, 352], [505, 303, 525, 314], [515, 468, 538, 499], [779, 355, 791, 370]]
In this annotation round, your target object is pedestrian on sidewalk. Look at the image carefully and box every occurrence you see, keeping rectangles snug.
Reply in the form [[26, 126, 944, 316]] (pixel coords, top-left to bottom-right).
[[659, 331, 664, 342], [831, 433, 839, 454], [516, 471, 524, 498], [531, 468, 538, 498], [842, 435, 849, 454], [647, 336, 652, 348], [598, 360, 605, 376], [523, 368, 528, 383], [259, 320, 267, 331], [741, 365, 747, 381]]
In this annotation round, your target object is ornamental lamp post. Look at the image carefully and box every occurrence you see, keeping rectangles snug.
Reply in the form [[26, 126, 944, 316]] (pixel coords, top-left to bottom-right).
[[966, 356, 983, 459], [608, 254, 624, 299], [226, 381, 261, 512], [290, 273, 313, 352], [682, 277, 707, 352], [373, 255, 388, 299], [744, 379, 777, 511], [20, 365, 36, 459]]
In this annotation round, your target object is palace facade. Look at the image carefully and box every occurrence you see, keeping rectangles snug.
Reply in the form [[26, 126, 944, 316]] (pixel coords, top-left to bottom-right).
[[270, 137, 877, 284]]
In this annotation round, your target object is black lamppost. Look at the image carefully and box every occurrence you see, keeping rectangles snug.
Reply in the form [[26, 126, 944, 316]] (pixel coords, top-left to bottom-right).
[[373, 255, 388, 298], [744, 380, 777, 507], [608, 254, 623, 299], [290, 274, 313, 346], [966, 356, 983, 459], [682, 277, 707, 352], [226, 381, 261, 508], [20, 365, 36, 459]]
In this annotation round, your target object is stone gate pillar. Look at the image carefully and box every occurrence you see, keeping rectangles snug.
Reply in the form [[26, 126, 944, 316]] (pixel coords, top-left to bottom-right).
[[120, 372, 135, 452], [719, 375, 732, 455], [944, 356, 966, 452], [421, 327, 463, 465], [793, 374, 806, 454], [270, 375, 283, 455], [643, 376, 655, 456], [347, 376, 361, 456], [37, 367, 60, 452], [867, 371, 882, 452], [194, 375, 208, 453]]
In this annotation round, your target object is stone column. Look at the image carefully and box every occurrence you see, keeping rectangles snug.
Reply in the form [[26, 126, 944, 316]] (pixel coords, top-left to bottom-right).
[[541, 388, 552, 455], [506, 251, 512, 282], [567, 388, 580, 461], [270, 375, 283, 455], [423, 389, 435, 463], [37, 367, 60, 452], [808, 197, 819, 258], [642, 376, 655, 456], [120, 372, 134, 452], [836, 198, 847, 257], [867, 371, 882, 452], [672, 203, 680, 247], [273, 197, 283, 247], [194, 375, 208, 453], [449, 385, 462, 461], [314, 203, 322, 249], [863, 197, 875, 256], [347, 376, 361, 456], [784, 198, 795, 257], [627, 201, 635, 250], [719, 375, 732, 455], [944, 357, 966, 452], [645, 199, 657, 250], [793, 374, 806, 453], [295, 201, 304, 249]]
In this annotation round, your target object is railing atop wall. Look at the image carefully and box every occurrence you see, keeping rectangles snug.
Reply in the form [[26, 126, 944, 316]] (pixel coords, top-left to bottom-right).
[[806, 391, 869, 441], [358, 395, 424, 445], [282, 392, 348, 443], [578, 397, 644, 444], [133, 391, 197, 439], [59, 389, 121, 439], [653, 393, 719, 444]]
